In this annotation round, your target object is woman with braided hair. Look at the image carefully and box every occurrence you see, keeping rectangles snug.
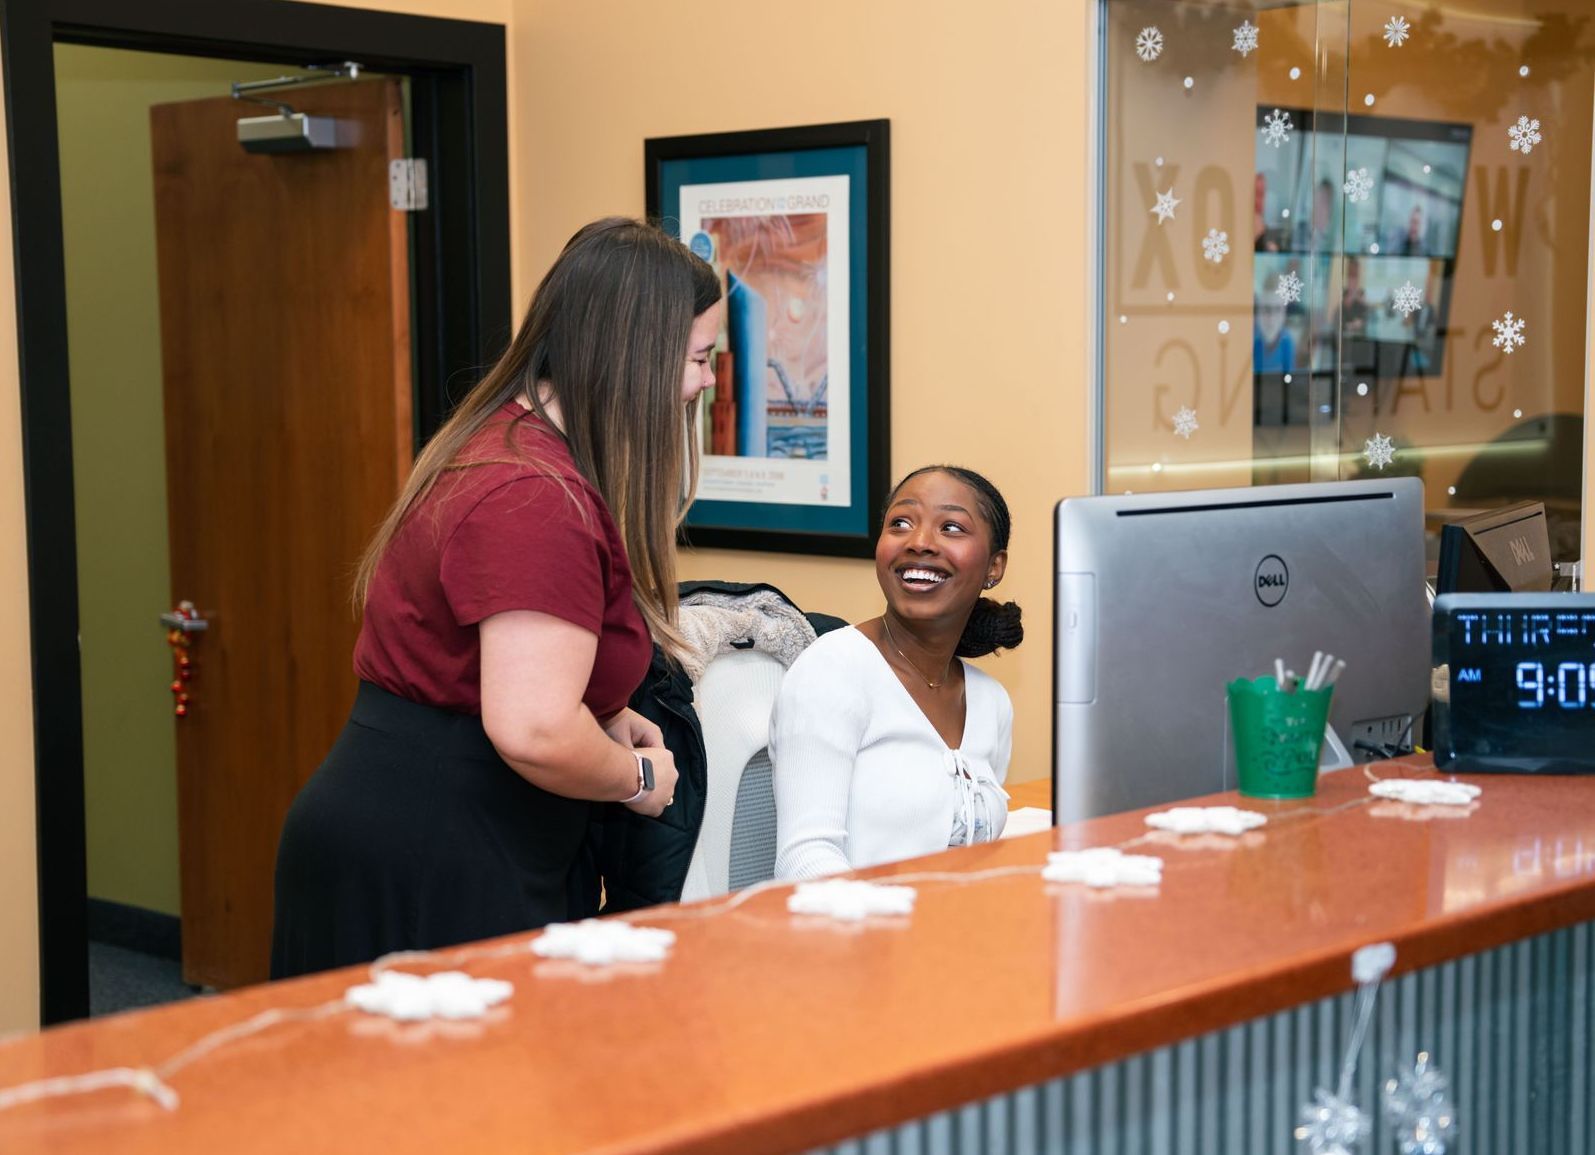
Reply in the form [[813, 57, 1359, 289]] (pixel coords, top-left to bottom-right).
[[770, 465, 1023, 880]]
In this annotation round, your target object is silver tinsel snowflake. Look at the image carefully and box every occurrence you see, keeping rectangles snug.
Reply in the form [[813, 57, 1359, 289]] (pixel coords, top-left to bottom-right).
[[1343, 168, 1374, 203], [1296, 1089, 1372, 1155], [1508, 115, 1543, 155], [1135, 26, 1164, 62], [1383, 16, 1411, 48], [1390, 280, 1423, 317], [1262, 108, 1294, 148], [1173, 406, 1199, 439], [1365, 432, 1395, 471], [1491, 310, 1526, 354], [1202, 228, 1230, 263], [1382, 1053, 1457, 1155], [1276, 269, 1303, 304], [1149, 187, 1180, 225], [1232, 19, 1259, 57]]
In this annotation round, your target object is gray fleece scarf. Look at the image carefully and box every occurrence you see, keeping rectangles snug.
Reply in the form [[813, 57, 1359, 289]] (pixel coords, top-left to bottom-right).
[[677, 587, 818, 684]]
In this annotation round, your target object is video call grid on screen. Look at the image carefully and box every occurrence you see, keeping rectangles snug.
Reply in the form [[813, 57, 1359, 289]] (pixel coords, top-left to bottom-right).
[[1253, 107, 1472, 383]]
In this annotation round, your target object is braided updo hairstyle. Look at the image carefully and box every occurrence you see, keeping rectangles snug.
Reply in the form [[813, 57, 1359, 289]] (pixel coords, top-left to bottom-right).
[[886, 465, 1024, 659]]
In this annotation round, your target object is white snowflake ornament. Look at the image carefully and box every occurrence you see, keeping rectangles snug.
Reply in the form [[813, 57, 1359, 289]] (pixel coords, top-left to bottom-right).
[[1343, 168, 1374, 204], [1297, 1089, 1373, 1155], [788, 878, 916, 920], [1382, 1052, 1457, 1155], [1364, 432, 1396, 471], [1276, 269, 1304, 304], [1390, 280, 1423, 317], [1232, 20, 1259, 57], [1491, 311, 1526, 354], [1370, 780, 1481, 807], [1150, 187, 1180, 225], [1383, 16, 1411, 48], [1146, 806, 1267, 836], [1262, 108, 1294, 149], [532, 919, 676, 965], [1173, 406, 1199, 439], [1135, 26, 1164, 62], [346, 970, 514, 1022], [1043, 847, 1163, 889], [1508, 115, 1542, 155], [1202, 228, 1230, 263]]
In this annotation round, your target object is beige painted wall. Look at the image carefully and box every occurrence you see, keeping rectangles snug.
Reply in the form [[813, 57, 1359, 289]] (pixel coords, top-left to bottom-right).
[[510, 0, 1098, 787]]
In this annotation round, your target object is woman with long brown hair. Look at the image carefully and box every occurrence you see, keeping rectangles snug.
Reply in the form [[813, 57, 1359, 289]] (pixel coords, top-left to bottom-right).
[[271, 218, 722, 977]]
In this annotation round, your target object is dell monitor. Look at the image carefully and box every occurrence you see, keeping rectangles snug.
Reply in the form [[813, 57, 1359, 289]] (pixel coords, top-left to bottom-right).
[[1435, 501, 1553, 595], [1053, 478, 1431, 822]]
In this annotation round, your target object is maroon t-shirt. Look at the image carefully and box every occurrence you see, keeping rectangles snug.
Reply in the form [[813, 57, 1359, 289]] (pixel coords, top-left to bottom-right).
[[354, 404, 652, 718]]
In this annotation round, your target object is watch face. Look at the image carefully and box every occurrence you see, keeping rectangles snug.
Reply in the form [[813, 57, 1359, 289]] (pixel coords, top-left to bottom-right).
[[639, 755, 655, 792], [1433, 593, 1595, 774]]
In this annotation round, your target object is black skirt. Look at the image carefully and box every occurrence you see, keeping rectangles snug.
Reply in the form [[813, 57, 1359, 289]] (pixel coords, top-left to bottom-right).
[[270, 681, 596, 979]]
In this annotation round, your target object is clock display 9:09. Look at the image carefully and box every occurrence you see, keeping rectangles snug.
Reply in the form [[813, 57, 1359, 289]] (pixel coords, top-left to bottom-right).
[[1516, 661, 1595, 709]]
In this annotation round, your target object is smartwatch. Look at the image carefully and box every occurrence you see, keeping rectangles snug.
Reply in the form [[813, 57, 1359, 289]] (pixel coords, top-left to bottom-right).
[[621, 752, 654, 804]]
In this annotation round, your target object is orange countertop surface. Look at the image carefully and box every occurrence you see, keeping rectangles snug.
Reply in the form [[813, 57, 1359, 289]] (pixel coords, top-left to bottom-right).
[[4, 757, 1595, 1154]]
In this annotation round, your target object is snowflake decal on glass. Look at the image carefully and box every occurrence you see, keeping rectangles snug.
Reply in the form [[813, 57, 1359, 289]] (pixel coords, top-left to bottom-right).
[[1135, 26, 1164, 62], [1364, 432, 1396, 471], [1382, 1052, 1457, 1155], [1232, 19, 1259, 57], [1202, 228, 1230, 263], [1149, 187, 1180, 225], [1297, 1089, 1373, 1155], [1391, 280, 1423, 317], [1276, 269, 1303, 304], [1343, 168, 1374, 203], [1383, 15, 1411, 48], [1508, 115, 1542, 155], [1172, 406, 1199, 439], [1261, 108, 1293, 149], [1491, 310, 1526, 354]]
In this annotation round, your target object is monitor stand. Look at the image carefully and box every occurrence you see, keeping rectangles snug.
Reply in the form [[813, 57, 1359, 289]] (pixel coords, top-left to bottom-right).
[[1319, 723, 1354, 773]]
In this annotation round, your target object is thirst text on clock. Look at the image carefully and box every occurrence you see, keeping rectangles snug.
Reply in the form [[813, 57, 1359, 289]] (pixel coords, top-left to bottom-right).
[[1453, 610, 1595, 648]]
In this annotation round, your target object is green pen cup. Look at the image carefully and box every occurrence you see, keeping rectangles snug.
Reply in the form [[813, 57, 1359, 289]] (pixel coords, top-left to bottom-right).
[[1226, 676, 1334, 799]]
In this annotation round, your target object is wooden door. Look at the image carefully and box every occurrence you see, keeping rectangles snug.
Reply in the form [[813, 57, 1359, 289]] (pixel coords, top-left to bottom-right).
[[151, 79, 412, 989]]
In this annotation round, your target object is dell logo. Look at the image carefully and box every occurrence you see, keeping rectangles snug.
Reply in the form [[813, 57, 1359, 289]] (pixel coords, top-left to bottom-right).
[[1509, 535, 1535, 566], [1255, 554, 1289, 607]]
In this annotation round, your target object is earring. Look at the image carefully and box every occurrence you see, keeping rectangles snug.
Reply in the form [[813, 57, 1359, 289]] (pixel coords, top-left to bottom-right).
[[984, 579, 997, 589]]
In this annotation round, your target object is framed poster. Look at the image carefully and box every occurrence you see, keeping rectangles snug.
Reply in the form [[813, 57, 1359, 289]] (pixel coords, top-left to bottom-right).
[[646, 119, 890, 557]]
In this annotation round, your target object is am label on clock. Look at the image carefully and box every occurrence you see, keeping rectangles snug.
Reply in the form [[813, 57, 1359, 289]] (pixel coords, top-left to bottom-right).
[[1434, 593, 1595, 774]]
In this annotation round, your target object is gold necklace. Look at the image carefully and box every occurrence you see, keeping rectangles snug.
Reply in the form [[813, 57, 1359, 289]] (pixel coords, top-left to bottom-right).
[[880, 616, 952, 690]]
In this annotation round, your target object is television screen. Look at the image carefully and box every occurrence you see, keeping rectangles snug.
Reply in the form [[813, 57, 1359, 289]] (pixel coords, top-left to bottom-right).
[[1254, 108, 1471, 380]]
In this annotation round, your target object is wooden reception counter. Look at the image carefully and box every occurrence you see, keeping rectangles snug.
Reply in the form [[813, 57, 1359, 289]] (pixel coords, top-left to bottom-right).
[[3, 756, 1594, 1153]]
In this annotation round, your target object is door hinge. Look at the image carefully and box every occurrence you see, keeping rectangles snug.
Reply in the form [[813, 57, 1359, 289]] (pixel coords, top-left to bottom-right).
[[389, 158, 429, 211]]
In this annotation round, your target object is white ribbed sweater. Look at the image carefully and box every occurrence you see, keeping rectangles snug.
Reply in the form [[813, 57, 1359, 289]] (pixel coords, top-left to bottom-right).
[[769, 626, 1013, 881]]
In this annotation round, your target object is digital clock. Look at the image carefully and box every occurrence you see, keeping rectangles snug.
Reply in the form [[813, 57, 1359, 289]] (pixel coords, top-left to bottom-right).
[[1432, 593, 1595, 774]]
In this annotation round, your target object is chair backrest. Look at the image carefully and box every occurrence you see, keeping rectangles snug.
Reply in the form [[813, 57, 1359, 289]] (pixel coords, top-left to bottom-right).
[[680, 648, 784, 902]]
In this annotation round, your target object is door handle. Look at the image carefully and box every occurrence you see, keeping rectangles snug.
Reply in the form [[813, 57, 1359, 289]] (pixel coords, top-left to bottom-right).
[[161, 600, 207, 717], [159, 600, 209, 632]]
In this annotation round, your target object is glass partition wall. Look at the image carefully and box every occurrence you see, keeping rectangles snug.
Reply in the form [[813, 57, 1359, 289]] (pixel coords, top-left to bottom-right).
[[1100, 0, 1593, 569]]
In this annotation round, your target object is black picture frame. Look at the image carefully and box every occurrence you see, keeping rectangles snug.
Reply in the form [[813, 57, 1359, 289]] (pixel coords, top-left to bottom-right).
[[646, 119, 890, 558]]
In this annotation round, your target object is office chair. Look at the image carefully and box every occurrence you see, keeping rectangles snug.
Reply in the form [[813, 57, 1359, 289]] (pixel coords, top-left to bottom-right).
[[679, 648, 785, 901]]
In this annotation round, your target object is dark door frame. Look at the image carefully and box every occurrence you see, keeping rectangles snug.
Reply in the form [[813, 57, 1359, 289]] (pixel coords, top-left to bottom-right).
[[0, 0, 512, 1024]]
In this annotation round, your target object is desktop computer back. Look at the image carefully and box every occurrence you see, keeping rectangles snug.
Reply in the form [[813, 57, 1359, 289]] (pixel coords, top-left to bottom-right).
[[1054, 478, 1430, 821]]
